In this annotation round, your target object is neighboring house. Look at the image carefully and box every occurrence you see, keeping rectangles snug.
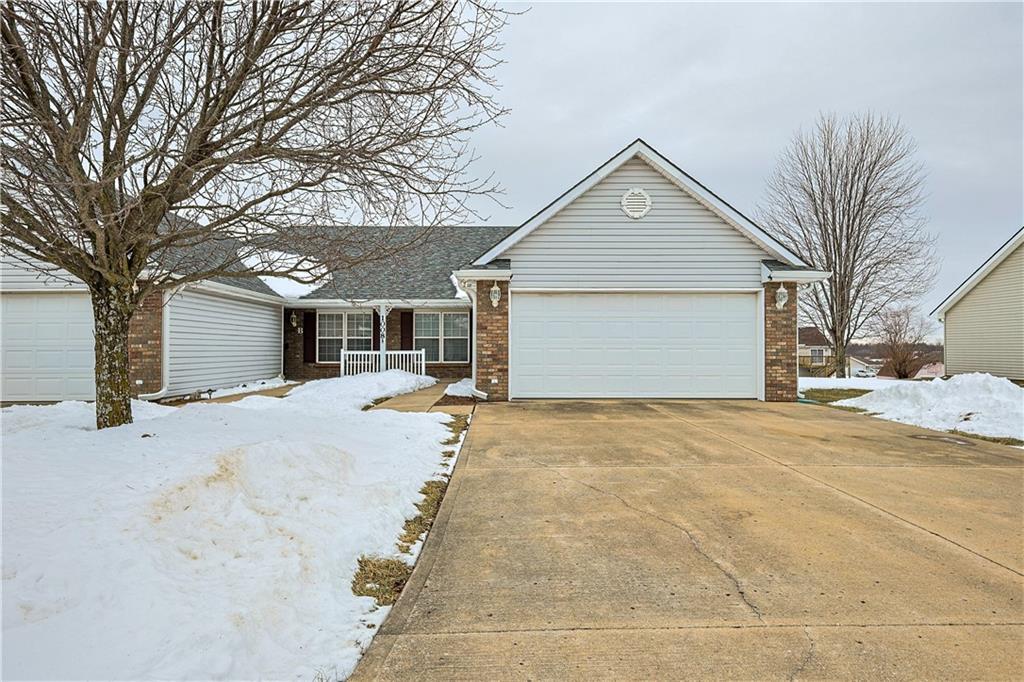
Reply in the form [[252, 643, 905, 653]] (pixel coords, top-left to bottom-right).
[[1, 254, 284, 402], [798, 327, 874, 377], [932, 226, 1024, 381], [1, 139, 830, 404]]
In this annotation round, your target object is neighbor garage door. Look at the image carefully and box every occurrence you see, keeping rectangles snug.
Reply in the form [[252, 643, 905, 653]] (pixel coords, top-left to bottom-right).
[[1, 293, 96, 401], [510, 292, 759, 398]]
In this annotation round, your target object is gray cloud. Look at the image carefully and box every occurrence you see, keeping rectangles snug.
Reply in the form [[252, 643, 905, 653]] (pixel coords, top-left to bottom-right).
[[468, 2, 1023, 318]]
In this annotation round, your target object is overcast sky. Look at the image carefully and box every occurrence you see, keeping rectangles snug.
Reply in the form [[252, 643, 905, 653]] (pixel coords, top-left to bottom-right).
[[467, 2, 1023, 319]]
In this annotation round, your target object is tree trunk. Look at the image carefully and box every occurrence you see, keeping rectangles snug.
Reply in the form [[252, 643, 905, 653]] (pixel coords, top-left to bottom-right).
[[91, 284, 136, 429], [833, 344, 847, 378]]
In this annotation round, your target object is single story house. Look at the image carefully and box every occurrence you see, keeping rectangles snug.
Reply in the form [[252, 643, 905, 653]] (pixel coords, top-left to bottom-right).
[[1, 139, 829, 403], [798, 327, 875, 377], [931, 226, 1023, 382]]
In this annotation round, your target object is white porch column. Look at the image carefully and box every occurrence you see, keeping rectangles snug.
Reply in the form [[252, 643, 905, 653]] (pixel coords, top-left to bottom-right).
[[457, 276, 479, 392], [377, 303, 393, 371]]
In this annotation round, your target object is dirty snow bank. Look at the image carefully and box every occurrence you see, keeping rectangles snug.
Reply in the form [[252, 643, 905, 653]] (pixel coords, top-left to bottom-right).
[[2, 370, 452, 680], [444, 378, 476, 397], [835, 373, 1024, 439], [799, 376, 914, 391]]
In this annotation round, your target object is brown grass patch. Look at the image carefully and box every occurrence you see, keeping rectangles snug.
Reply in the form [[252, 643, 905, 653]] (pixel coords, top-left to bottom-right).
[[442, 414, 470, 445], [397, 478, 449, 553], [802, 388, 871, 404], [351, 556, 413, 606], [950, 430, 1024, 447]]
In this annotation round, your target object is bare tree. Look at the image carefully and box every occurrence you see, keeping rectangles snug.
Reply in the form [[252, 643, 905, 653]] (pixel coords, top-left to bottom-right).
[[759, 113, 937, 376], [1, 1, 507, 428], [875, 306, 934, 379]]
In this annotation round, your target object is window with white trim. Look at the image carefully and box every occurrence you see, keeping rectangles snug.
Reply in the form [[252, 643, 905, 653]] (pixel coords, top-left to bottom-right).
[[810, 348, 824, 365], [347, 312, 373, 351], [414, 312, 469, 363], [317, 311, 374, 362]]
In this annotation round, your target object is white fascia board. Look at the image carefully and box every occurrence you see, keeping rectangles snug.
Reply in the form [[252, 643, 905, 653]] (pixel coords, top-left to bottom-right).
[[474, 139, 808, 267], [298, 298, 471, 309], [760, 264, 831, 284], [452, 268, 513, 281], [931, 226, 1024, 320]]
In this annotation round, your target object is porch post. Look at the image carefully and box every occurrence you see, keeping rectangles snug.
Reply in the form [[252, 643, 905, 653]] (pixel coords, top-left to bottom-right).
[[378, 303, 392, 371]]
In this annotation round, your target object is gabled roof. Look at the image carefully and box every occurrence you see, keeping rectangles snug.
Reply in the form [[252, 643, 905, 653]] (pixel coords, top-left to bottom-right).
[[798, 327, 830, 347], [931, 226, 1024, 319], [301, 226, 515, 300], [473, 138, 807, 267]]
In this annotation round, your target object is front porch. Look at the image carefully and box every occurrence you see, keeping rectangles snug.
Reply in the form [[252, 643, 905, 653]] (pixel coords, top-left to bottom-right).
[[282, 304, 473, 383]]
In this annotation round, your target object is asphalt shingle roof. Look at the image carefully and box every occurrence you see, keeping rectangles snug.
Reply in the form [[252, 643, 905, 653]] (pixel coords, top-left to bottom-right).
[[301, 226, 516, 300]]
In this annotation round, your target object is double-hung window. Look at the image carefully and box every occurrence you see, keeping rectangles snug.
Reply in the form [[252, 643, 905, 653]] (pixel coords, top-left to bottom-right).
[[414, 312, 469, 363], [317, 311, 374, 362], [810, 348, 824, 365]]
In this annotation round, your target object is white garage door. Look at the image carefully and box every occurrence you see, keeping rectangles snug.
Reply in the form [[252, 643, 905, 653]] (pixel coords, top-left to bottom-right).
[[1, 293, 96, 401], [510, 292, 759, 398]]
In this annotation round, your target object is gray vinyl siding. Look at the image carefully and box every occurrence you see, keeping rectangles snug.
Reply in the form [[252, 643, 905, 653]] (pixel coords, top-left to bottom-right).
[[944, 243, 1024, 380], [504, 157, 771, 288], [1, 254, 85, 291], [167, 288, 283, 395]]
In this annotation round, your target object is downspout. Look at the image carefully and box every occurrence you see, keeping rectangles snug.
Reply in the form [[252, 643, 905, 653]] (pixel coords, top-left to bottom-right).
[[139, 290, 170, 401]]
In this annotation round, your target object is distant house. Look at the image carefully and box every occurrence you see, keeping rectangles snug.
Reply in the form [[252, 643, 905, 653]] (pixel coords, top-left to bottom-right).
[[932, 226, 1024, 381], [798, 327, 875, 377]]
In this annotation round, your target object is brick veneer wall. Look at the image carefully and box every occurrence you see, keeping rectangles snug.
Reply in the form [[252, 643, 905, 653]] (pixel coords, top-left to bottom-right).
[[128, 291, 163, 396], [764, 281, 798, 401], [475, 280, 509, 400], [283, 308, 471, 382]]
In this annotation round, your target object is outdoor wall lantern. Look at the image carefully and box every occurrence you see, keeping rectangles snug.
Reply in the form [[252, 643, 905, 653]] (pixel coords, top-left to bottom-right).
[[489, 281, 501, 308], [775, 283, 789, 310], [290, 310, 303, 334]]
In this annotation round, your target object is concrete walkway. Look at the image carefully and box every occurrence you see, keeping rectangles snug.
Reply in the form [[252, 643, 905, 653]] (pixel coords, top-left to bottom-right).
[[373, 381, 474, 415], [353, 400, 1023, 680]]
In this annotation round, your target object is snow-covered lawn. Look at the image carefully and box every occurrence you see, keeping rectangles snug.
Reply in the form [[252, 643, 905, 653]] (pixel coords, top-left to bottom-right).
[[833, 373, 1024, 440], [2, 371, 454, 680]]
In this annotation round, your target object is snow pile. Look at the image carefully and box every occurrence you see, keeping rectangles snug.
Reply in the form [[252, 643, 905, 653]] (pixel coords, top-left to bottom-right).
[[208, 376, 295, 398], [799, 376, 914, 391], [2, 371, 453, 680], [444, 378, 476, 397], [835, 373, 1024, 439]]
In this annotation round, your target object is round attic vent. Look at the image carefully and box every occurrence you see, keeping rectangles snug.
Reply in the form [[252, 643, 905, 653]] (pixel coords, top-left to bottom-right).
[[620, 187, 652, 219]]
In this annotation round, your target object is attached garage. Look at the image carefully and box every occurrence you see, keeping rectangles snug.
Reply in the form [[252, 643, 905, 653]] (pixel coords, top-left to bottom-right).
[[1, 292, 96, 401], [510, 292, 760, 398], [455, 139, 829, 402]]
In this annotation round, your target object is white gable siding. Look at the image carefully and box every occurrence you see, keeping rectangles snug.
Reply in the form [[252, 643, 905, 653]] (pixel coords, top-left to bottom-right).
[[944, 242, 1024, 379], [166, 288, 282, 395], [1, 254, 86, 291], [504, 157, 771, 288]]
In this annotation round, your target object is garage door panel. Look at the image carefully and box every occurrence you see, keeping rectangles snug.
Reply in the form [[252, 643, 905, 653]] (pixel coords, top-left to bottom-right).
[[2, 293, 96, 401], [511, 292, 758, 399]]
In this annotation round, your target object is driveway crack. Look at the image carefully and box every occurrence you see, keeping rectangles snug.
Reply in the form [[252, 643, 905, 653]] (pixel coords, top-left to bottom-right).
[[788, 626, 816, 680], [526, 456, 766, 623]]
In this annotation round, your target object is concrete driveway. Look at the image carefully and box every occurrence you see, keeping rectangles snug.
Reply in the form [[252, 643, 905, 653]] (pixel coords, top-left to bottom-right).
[[354, 401, 1024, 680]]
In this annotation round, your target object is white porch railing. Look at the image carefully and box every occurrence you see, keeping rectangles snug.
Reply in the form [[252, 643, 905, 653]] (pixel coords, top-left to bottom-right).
[[340, 349, 426, 376]]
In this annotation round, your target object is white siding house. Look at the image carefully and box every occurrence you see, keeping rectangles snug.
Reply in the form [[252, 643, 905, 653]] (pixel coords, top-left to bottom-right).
[[1, 255, 284, 402], [933, 228, 1024, 380], [166, 288, 282, 395]]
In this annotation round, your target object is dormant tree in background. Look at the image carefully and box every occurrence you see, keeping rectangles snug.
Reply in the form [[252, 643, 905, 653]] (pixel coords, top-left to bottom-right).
[[759, 113, 937, 376], [875, 306, 934, 379], [1, 1, 507, 428]]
